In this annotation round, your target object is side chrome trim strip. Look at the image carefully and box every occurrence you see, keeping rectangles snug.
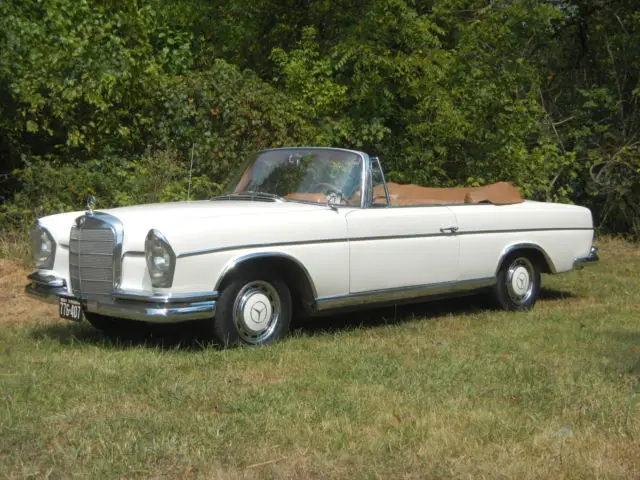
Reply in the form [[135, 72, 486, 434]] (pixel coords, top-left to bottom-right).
[[178, 238, 348, 259], [348, 228, 592, 243], [213, 251, 318, 298], [495, 242, 557, 275], [177, 227, 594, 258], [456, 227, 593, 236], [315, 277, 495, 312], [351, 233, 442, 242]]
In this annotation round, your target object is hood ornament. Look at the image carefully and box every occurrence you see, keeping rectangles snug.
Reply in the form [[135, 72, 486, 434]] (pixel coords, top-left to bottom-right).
[[86, 195, 96, 215]]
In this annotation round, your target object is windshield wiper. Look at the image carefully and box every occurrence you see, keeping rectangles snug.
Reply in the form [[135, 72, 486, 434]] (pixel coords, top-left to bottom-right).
[[211, 191, 286, 202], [243, 191, 285, 201]]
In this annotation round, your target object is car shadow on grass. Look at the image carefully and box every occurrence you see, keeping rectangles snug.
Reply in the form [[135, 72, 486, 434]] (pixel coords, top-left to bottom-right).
[[293, 287, 577, 335], [538, 288, 579, 301], [293, 292, 490, 335], [28, 287, 577, 350], [29, 320, 219, 351]]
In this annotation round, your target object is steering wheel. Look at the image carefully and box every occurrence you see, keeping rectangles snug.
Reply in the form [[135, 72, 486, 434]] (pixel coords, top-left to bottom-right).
[[311, 182, 344, 205], [311, 182, 343, 195]]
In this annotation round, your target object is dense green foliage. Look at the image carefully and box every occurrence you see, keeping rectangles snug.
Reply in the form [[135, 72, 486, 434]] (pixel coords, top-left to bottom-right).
[[1, 0, 638, 235]]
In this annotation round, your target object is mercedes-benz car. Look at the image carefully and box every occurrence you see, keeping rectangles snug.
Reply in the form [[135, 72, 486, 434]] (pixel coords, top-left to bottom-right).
[[26, 147, 598, 345]]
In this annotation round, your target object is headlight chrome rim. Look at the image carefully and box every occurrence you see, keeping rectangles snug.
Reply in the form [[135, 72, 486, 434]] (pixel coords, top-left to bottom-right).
[[145, 229, 176, 288], [32, 222, 56, 270]]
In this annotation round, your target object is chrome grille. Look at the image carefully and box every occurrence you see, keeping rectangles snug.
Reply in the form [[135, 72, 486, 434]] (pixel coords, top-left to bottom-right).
[[69, 223, 116, 299]]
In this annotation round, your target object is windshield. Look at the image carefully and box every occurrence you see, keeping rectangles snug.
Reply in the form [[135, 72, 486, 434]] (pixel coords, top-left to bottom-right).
[[226, 148, 364, 206]]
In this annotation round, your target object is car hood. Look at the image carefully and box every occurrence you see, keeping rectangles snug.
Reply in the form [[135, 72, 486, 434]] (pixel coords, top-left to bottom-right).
[[101, 199, 326, 225], [98, 199, 346, 255], [38, 200, 339, 252]]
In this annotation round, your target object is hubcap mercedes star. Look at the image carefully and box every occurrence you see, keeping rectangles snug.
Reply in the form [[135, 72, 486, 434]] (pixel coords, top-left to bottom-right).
[[233, 281, 281, 343], [506, 257, 535, 304]]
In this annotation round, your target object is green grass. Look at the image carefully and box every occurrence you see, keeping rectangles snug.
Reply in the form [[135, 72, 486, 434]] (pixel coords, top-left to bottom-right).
[[1, 238, 639, 478]]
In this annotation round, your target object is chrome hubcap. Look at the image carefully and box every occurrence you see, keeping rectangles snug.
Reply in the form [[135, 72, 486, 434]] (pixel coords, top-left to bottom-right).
[[506, 257, 535, 304], [233, 281, 281, 343]]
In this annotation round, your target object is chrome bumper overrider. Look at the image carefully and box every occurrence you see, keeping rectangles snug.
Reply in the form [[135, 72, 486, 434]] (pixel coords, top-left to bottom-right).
[[25, 272, 217, 323], [574, 247, 599, 269]]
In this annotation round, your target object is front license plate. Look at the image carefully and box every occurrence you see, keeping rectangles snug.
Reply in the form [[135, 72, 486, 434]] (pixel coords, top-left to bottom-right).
[[59, 297, 83, 322]]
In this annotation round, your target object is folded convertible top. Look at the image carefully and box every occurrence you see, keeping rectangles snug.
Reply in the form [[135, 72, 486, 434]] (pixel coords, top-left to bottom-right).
[[379, 181, 524, 206]]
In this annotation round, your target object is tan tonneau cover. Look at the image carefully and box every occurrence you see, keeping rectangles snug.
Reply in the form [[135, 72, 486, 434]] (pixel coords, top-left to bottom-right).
[[285, 181, 523, 206], [380, 181, 523, 206]]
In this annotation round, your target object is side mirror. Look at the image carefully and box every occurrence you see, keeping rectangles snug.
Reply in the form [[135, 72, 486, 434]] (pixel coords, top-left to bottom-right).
[[327, 192, 341, 211]]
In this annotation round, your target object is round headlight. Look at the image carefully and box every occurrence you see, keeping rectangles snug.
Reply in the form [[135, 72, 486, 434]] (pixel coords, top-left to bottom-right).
[[145, 230, 176, 288], [32, 224, 56, 269]]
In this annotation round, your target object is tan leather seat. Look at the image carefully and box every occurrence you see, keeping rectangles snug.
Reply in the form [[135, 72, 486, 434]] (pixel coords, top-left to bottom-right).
[[284, 192, 327, 203], [463, 182, 523, 205]]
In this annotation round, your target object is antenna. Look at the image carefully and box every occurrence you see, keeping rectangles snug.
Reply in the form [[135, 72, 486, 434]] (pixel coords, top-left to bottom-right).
[[187, 143, 195, 201]]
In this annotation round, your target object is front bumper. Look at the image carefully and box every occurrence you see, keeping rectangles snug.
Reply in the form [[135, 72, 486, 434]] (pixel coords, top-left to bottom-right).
[[25, 272, 217, 323], [574, 247, 599, 269]]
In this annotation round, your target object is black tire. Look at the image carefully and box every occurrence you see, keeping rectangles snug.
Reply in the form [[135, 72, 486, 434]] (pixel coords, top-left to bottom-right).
[[84, 312, 148, 335], [493, 253, 541, 311], [213, 272, 292, 347]]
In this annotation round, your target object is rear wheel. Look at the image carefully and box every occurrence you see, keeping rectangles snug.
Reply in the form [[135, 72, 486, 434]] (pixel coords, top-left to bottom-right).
[[213, 272, 292, 347], [494, 254, 541, 311]]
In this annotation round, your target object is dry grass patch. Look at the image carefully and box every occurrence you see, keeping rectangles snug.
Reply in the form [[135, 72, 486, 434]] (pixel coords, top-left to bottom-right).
[[0, 259, 58, 326]]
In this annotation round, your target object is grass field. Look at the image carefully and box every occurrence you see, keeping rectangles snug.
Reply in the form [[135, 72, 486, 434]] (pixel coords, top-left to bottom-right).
[[1, 238, 639, 479]]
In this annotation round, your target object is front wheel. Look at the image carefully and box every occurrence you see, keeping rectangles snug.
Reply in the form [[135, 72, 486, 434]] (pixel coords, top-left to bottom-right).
[[213, 273, 292, 347], [493, 254, 541, 311]]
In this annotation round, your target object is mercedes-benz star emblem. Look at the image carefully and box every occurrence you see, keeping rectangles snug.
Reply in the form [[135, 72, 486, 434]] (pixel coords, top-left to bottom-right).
[[516, 274, 527, 289], [86, 195, 96, 215], [250, 301, 268, 323]]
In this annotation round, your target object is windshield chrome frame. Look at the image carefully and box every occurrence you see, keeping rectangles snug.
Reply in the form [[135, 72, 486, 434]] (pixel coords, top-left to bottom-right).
[[368, 156, 390, 207], [231, 147, 371, 209]]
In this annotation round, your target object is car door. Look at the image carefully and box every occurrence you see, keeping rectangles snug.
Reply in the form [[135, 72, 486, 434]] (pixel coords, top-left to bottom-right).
[[345, 206, 459, 293]]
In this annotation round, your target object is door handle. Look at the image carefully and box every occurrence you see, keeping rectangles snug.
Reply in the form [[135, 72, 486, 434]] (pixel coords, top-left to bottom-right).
[[440, 225, 459, 233]]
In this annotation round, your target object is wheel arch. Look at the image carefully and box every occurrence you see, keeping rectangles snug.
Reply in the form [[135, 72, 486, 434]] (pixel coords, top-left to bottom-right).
[[214, 252, 318, 315], [495, 243, 556, 276]]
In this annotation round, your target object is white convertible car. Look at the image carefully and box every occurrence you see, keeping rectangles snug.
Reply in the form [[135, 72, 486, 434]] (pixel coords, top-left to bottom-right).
[[27, 147, 598, 345]]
